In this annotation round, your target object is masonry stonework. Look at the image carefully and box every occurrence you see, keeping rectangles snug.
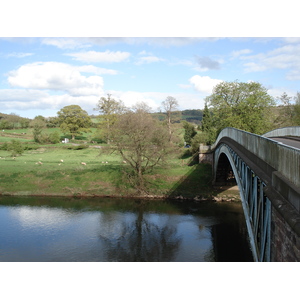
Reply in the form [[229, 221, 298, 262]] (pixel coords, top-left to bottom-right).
[[271, 207, 300, 262]]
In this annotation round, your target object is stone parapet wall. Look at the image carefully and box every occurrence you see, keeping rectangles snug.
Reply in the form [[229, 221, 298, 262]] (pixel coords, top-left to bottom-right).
[[271, 207, 300, 262]]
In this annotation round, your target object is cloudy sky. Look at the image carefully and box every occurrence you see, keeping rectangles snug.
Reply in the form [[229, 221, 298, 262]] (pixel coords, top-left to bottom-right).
[[1, 37, 300, 119]]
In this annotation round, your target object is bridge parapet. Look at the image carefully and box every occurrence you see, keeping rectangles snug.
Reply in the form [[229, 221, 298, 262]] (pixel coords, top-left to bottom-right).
[[211, 127, 300, 188], [263, 126, 300, 138], [205, 127, 300, 261]]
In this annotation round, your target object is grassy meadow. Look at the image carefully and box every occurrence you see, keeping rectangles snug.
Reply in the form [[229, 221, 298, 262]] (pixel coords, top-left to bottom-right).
[[0, 127, 214, 199]]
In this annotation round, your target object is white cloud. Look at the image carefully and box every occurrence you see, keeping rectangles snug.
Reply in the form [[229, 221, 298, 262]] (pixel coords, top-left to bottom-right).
[[230, 49, 253, 58], [240, 43, 300, 78], [135, 55, 165, 65], [6, 52, 34, 58], [7, 62, 104, 96], [244, 62, 267, 72], [41, 37, 221, 49], [189, 75, 223, 94], [0, 88, 100, 116], [77, 65, 118, 75], [178, 84, 192, 89], [66, 50, 130, 63], [107, 90, 206, 111], [41, 37, 92, 49]]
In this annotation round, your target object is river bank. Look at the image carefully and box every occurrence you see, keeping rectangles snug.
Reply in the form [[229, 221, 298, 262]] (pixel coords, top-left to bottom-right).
[[0, 144, 241, 203]]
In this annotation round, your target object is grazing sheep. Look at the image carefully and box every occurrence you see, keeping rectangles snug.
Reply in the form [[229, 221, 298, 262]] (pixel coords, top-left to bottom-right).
[[60, 159, 64, 163], [81, 162, 86, 165], [38, 161, 43, 165], [123, 160, 127, 164]]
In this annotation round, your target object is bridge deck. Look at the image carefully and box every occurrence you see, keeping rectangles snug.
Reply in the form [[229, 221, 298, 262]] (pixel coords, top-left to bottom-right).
[[269, 137, 300, 149]]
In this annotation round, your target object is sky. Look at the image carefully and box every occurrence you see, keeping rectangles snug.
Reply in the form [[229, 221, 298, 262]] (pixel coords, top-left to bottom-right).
[[1, 37, 300, 119], [1, 1, 300, 121]]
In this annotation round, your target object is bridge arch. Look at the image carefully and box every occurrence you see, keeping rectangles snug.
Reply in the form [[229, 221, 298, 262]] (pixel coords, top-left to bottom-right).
[[200, 127, 300, 261], [214, 143, 271, 262]]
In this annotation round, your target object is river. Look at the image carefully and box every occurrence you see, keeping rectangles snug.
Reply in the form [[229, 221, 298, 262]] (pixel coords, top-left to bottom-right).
[[0, 196, 253, 262]]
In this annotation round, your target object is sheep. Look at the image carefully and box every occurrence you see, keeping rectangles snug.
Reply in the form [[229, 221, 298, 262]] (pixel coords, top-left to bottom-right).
[[81, 162, 86, 166], [123, 160, 127, 164], [60, 159, 64, 163]]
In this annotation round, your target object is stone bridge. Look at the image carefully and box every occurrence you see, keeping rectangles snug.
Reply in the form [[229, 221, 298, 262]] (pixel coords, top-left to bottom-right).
[[199, 127, 300, 262]]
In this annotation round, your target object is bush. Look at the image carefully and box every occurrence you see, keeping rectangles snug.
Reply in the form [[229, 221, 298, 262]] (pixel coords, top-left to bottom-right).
[[48, 131, 61, 144], [66, 144, 89, 150], [0, 142, 8, 150], [7, 139, 24, 156]]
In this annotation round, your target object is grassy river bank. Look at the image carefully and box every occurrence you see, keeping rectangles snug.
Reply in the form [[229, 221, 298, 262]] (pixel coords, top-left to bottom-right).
[[0, 129, 240, 201]]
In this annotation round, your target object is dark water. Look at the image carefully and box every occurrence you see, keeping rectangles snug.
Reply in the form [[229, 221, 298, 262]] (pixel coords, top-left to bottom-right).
[[0, 197, 253, 262]]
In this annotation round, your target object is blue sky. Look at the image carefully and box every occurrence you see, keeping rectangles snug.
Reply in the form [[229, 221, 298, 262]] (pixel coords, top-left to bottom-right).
[[1, 37, 300, 119]]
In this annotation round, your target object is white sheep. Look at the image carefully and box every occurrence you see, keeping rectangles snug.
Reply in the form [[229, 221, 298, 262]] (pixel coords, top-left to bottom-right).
[[81, 162, 86, 165], [60, 159, 64, 163]]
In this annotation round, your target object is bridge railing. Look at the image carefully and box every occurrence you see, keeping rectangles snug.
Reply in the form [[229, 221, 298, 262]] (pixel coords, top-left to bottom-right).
[[212, 127, 300, 188], [262, 126, 300, 138]]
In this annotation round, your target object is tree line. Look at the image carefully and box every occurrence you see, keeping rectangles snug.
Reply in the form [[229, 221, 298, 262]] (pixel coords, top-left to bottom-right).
[[2, 80, 300, 192]]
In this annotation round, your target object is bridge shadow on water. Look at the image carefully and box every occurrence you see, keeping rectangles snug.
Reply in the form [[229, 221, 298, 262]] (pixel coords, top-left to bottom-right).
[[162, 157, 253, 262]]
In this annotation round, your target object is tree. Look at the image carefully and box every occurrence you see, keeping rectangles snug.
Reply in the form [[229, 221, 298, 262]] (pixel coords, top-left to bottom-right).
[[57, 105, 92, 140], [94, 94, 125, 144], [205, 80, 275, 135], [201, 103, 216, 145], [276, 92, 294, 126], [182, 121, 197, 145], [161, 96, 180, 140], [30, 118, 46, 143], [293, 92, 300, 125], [110, 104, 171, 192], [7, 139, 24, 156]]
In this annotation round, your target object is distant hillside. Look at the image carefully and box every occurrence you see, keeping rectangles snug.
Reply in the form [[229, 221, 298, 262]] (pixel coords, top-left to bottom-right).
[[152, 109, 203, 124]]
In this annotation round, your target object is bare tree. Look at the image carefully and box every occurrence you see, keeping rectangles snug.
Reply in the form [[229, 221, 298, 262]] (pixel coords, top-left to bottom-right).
[[110, 104, 171, 192], [161, 96, 180, 140]]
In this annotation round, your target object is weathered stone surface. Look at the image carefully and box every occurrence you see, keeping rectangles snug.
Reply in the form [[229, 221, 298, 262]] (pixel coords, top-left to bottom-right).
[[271, 208, 300, 262]]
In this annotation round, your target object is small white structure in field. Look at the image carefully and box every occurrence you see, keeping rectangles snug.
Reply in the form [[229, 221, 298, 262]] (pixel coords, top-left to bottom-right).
[[62, 138, 69, 143]]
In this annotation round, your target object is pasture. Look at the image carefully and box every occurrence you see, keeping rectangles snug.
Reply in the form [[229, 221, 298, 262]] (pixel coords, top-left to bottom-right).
[[0, 127, 213, 198]]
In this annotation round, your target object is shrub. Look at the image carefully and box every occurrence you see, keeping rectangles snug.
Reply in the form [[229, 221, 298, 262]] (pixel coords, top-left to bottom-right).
[[48, 131, 61, 144], [7, 139, 24, 156]]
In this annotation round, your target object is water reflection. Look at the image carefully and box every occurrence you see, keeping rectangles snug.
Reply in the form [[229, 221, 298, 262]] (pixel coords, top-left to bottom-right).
[[99, 206, 181, 261], [0, 197, 253, 262]]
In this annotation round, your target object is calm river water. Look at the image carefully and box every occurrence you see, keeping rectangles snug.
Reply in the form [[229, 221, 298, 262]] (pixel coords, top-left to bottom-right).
[[0, 196, 253, 262]]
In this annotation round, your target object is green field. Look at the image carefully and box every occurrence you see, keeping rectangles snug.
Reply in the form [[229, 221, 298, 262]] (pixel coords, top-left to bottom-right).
[[0, 128, 213, 198]]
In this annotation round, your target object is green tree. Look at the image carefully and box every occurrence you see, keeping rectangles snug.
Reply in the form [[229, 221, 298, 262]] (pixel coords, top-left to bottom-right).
[[30, 118, 46, 143], [205, 80, 275, 135], [57, 105, 92, 140], [182, 121, 197, 145], [201, 103, 216, 145], [48, 131, 61, 144], [94, 94, 125, 144], [110, 104, 171, 192], [293, 92, 300, 125], [7, 139, 24, 156]]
